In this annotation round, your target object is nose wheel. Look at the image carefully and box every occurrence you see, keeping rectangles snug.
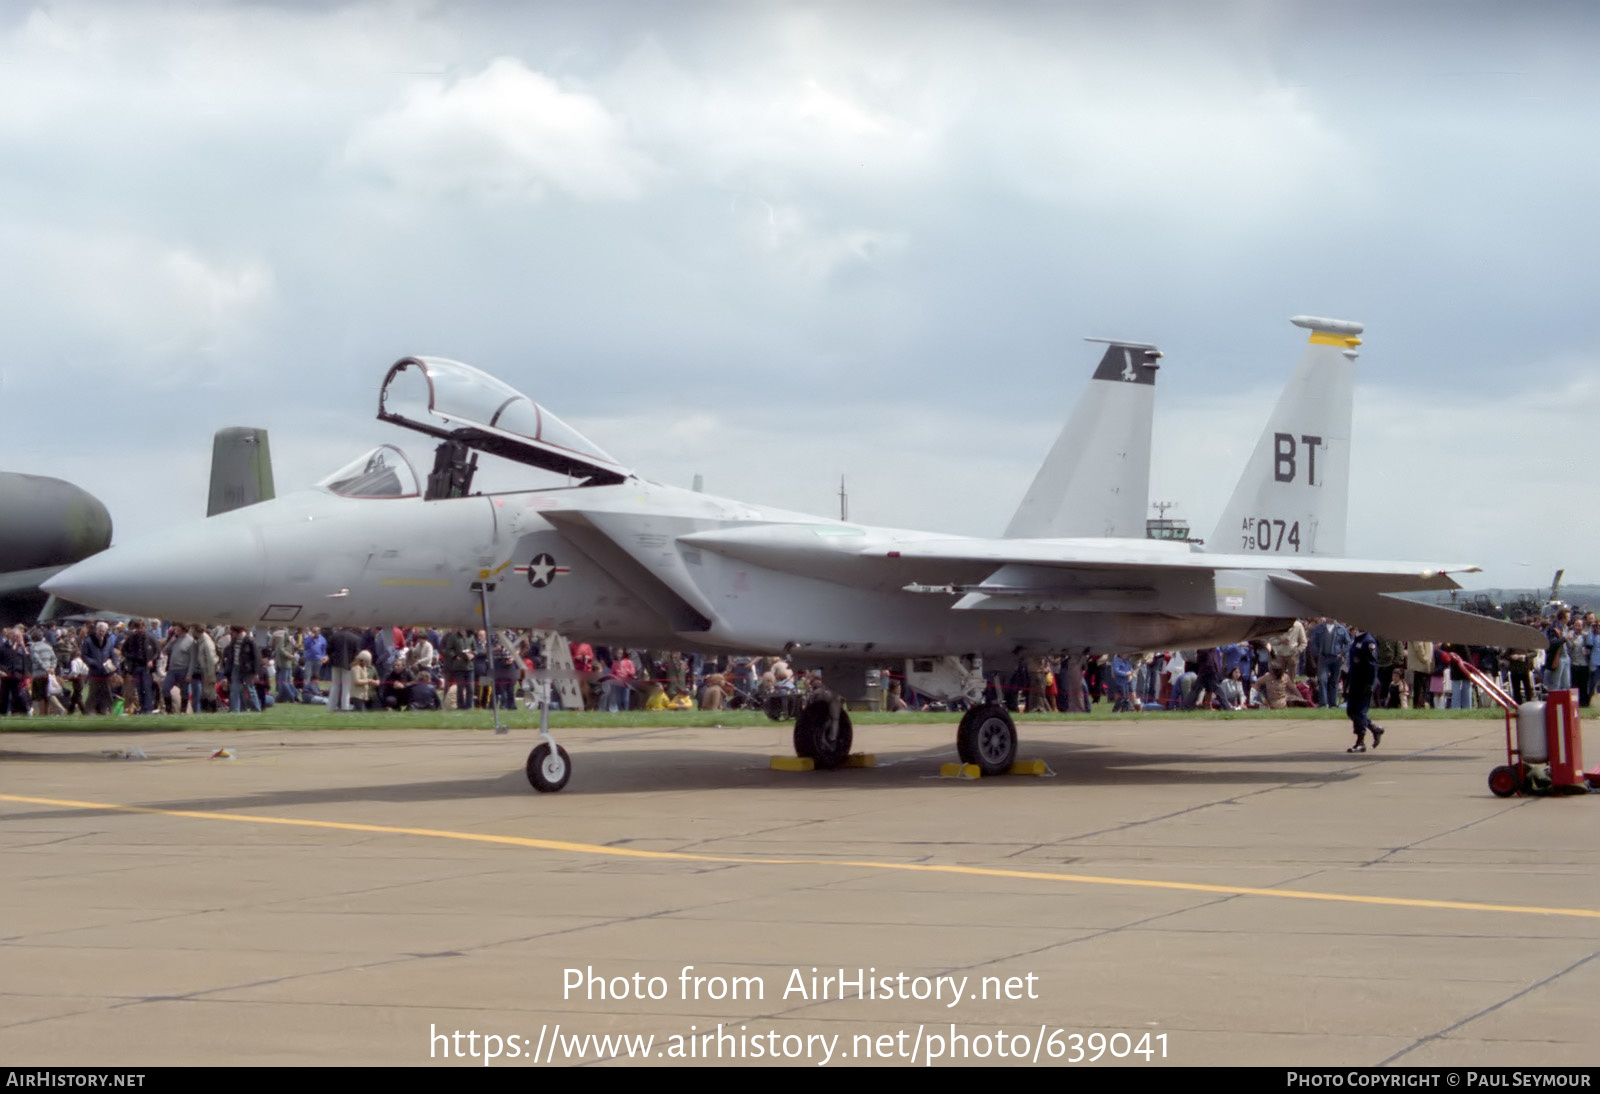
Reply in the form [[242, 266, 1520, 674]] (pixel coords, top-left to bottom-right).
[[527, 742, 572, 793], [523, 680, 571, 792]]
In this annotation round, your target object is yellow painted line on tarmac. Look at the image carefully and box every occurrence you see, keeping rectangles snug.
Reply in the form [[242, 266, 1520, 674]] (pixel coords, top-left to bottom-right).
[[4, 792, 1599, 922]]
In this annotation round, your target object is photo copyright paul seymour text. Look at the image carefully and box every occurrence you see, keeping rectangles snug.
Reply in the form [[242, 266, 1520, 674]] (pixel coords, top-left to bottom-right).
[[427, 966, 1171, 1065], [1289, 1076, 1591, 1089]]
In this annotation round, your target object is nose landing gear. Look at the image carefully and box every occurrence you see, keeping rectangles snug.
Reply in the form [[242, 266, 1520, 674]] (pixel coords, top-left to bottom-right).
[[524, 680, 572, 793], [527, 741, 572, 793]]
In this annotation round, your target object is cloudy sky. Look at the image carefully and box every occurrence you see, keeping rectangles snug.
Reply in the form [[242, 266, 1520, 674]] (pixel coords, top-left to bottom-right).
[[2, 0, 1595, 591]]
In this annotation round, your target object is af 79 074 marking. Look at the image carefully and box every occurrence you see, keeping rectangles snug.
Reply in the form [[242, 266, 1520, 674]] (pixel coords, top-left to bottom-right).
[[1239, 516, 1303, 553]]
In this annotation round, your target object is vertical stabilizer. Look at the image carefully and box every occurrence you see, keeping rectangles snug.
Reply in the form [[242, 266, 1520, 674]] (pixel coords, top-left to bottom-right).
[[1004, 339, 1162, 538], [207, 427, 275, 516], [1209, 316, 1362, 556]]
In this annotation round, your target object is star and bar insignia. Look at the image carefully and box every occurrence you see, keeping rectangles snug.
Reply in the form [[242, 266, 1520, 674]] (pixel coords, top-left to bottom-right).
[[513, 553, 570, 588]]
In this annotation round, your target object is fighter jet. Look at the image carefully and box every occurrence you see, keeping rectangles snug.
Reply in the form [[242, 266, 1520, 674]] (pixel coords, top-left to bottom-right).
[[45, 316, 1540, 791]]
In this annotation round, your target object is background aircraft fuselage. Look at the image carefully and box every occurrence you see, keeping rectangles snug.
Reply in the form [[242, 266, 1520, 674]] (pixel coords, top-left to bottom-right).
[[0, 471, 114, 623]]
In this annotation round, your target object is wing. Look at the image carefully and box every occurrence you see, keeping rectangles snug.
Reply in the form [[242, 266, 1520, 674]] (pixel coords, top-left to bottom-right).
[[679, 524, 1545, 649]]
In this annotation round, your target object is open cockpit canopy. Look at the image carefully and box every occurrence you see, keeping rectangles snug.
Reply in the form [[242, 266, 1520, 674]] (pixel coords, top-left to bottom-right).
[[378, 357, 629, 485]]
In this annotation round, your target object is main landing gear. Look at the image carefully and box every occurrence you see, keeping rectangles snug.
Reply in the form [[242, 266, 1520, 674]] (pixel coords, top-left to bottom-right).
[[957, 703, 1018, 776], [784, 691, 1020, 778], [793, 696, 854, 769]]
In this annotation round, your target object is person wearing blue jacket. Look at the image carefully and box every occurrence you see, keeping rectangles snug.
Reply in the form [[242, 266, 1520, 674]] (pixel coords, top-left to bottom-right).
[[1109, 654, 1134, 712], [1309, 618, 1352, 708], [302, 627, 327, 699]]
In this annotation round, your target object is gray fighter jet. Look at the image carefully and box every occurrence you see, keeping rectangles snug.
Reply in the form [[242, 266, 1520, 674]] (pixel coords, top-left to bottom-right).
[[45, 316, 1539, 791]]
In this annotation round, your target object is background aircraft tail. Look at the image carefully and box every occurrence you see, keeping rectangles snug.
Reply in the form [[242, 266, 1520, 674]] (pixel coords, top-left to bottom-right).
[[1004, 338, 1162, 539], [207, 427, 275, 516], [1209, 316, 1362, 557]]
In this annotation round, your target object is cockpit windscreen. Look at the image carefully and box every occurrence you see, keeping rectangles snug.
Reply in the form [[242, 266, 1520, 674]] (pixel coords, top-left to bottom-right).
[[318, 444, 420, 498]]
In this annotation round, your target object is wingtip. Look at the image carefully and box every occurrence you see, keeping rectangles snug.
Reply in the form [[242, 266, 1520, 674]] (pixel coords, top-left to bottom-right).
[[1290, 315, 1364, 336], [1083, 337, 1161, 354]]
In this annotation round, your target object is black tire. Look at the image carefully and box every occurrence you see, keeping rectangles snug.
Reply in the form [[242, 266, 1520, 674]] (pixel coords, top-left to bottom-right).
[[764, 695, 787, 721], [1487, 764, 1518, 799], [958, 703, 1018, 776], [526, 742, 572, 793], [793, 699, 853, 769]]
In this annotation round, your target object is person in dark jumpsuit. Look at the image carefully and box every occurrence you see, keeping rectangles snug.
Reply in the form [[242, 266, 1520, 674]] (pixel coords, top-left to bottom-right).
[[1346, 629, 1385, 753]]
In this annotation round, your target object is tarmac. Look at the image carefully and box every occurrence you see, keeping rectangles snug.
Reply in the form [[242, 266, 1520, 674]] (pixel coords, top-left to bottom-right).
[[2, 715, 1598, 1068]]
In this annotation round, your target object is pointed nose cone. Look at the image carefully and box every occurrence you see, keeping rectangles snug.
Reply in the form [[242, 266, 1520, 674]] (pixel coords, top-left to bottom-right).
[[43, 518, 266, 623]]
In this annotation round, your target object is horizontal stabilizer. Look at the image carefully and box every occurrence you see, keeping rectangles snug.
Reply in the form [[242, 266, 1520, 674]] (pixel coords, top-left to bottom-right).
[[1272, 576, 1545, 648]]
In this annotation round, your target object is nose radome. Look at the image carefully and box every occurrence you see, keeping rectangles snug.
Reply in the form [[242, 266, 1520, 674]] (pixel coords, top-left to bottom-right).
[[43, 517, 266, 623]]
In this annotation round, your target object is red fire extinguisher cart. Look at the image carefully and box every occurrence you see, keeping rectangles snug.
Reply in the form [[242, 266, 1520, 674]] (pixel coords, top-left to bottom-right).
[[1439, 651, 1598, 797]]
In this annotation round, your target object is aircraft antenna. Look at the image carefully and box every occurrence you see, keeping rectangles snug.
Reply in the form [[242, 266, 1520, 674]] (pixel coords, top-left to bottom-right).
[[839, 475, 848, 521]]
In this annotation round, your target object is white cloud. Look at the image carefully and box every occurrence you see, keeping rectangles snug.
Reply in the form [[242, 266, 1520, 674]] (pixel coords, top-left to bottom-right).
[[604, 36, 937, 190], [1006, 82, 1361, 221], [343, 56, 655, 203], [0, 1, 449, 137], [0, 221, 274, 377], [738, 198, 906, 282], [935, 28, 1370, 227], [596, 17, 1366, 232]]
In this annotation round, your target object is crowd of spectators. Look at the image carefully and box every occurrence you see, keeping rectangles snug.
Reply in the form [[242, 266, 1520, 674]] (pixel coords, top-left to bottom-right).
[[0, 620, 815, 717], [975, 608, 1598, 716], [1, 607, 1594, 719]]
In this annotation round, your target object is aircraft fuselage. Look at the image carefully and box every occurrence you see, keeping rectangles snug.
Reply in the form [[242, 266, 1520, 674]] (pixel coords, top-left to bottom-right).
[[46, 477, 1285, 661]]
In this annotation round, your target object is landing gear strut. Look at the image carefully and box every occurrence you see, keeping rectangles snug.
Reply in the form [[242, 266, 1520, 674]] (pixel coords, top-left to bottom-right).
[[957, 703, 1018, 776], [524, 680, 571, 793], [793, 696, 853, 769]]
